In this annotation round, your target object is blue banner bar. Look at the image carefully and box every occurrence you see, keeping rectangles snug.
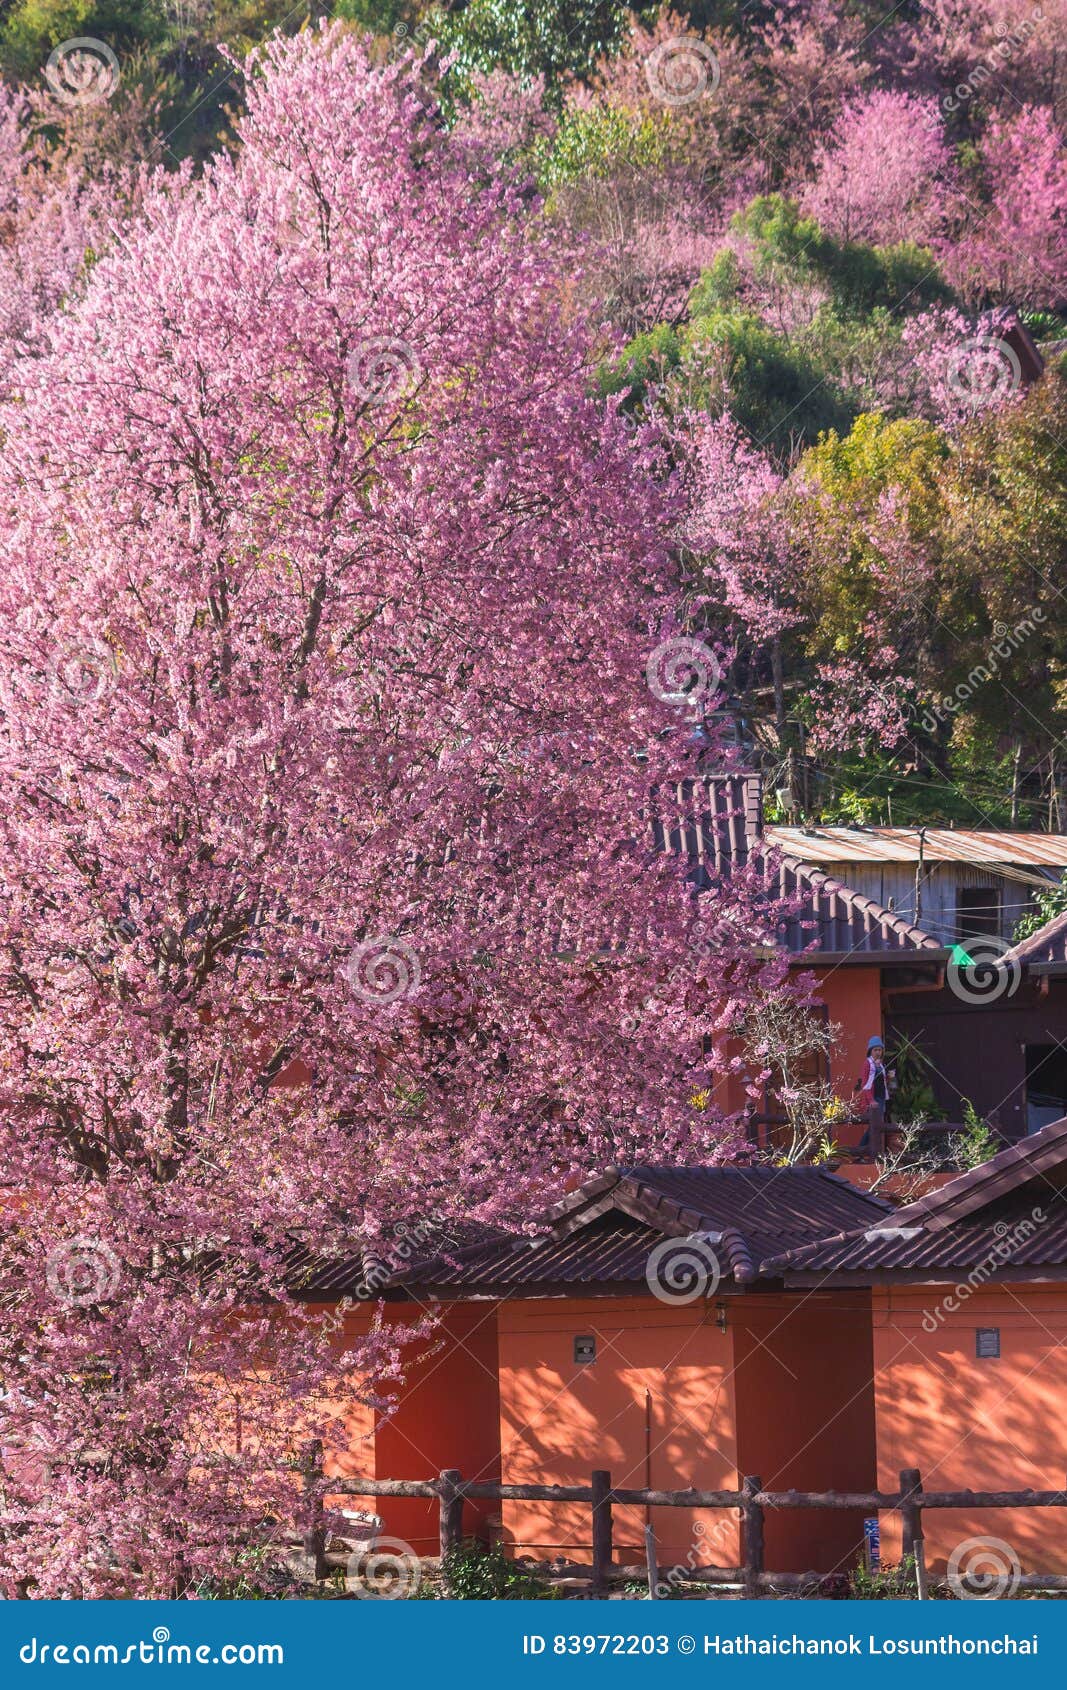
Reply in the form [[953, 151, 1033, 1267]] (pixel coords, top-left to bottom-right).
[[1, 1600, 1055, 1687]]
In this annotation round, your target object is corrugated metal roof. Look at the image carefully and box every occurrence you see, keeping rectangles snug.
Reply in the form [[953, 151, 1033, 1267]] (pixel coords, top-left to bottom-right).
[[765, 826, 1067, 871]]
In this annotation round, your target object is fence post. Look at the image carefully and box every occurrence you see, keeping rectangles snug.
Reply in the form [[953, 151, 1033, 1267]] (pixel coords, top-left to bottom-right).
[[591, 1469, 613, 1591], [301, 1438, 327, 1581], [742, 1474, 765, 1599], [644, 1522, 659, 1600], [438, 1468, 465, 1560], [899, 1467, 927, 1599]]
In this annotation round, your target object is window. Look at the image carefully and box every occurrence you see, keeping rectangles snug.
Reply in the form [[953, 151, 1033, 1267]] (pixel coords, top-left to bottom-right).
[[957, 887, 1001, 941], [1025, 1043, 1067, 1134]]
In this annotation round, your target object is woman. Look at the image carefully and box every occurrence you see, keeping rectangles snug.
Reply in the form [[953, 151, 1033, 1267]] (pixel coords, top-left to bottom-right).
[[856, 1036, 890, 1155]]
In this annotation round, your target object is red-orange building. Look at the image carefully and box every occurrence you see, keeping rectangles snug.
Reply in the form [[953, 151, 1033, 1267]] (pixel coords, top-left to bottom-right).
[[303, 1123, 1067, 1581], [298, 1164, 888, 1573], [771, 1117, 1067, 1576], [672, 774, 1067, 1145]]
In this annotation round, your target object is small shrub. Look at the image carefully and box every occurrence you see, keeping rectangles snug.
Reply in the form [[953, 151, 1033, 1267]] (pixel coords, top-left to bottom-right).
[[851, 1556, 923, 1599], [440, 1539, 560, 1600]]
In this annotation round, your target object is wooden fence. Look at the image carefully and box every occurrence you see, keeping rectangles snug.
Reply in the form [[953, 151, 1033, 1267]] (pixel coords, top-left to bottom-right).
[[298, 1443, 1067, 1597]]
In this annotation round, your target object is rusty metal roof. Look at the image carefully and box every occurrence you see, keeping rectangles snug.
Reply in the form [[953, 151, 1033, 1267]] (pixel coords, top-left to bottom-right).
[[765, 825, 1067, 872]]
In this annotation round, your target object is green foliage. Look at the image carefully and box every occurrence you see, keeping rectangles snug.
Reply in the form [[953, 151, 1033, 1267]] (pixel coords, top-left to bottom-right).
[[851, 1556, 926, 1599], [537, 101, 669, 190], [1014, 879, 1067, 942], [890, 1036, 943, 1126], [597, 321, 682, 404], [790, 411, 949, 646], [687, 247, 742, 312], [733, 196, 952, 318], [429, 0, 648, 86], [601, 198, 958, 462], [687, 306, 853, 452], [440, 1539, 560, 1600], [0, 0, 351, 158], [333, 0, 414, 33], [602, 304, 852, 454], [950, 1099, 998, 1169], [1, 0, 164, 74]]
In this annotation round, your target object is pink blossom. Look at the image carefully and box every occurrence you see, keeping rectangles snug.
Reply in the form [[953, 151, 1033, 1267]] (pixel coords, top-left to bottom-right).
[[0, 26, 801, 1596], [800, 90, 953, 246]]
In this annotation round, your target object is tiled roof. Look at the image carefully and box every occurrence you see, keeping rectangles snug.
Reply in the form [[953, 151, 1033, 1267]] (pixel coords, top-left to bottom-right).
[[763, 853, 943, 957], [764, 1116, 1067, 1281], [286, 1166, 892, 1299], [762, 1193, 1066, 1280], [657, 776, 944, 959], [894, 1115, 1067, 1228], [1002, 911, 1067, 970]]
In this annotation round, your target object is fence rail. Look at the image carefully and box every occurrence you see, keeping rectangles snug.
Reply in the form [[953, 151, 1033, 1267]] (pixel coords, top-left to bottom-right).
[[299, 1444, 1067, 1596]]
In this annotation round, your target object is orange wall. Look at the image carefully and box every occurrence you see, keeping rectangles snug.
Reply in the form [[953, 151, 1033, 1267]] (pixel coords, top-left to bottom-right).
[[373, 1303, 502, 1555], [497, 1296, 740, 1568], [733, 1291, 876, 1574], [314, 1303, 502, 1557], [873, 1285, 1067, 1573]]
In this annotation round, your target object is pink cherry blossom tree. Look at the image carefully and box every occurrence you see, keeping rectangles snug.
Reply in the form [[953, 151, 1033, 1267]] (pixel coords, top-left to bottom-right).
[[943, 105, 1067, 307], [0, 28, 801, 1597], [799, 89, 954, 247]]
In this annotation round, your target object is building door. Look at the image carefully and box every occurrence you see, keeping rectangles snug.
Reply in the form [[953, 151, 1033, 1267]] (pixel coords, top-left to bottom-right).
[[1024, 1043, 1067, 1133]]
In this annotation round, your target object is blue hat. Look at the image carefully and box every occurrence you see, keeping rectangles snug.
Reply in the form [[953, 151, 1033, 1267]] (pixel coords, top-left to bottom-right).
[[868, 1035, 884, 1051]]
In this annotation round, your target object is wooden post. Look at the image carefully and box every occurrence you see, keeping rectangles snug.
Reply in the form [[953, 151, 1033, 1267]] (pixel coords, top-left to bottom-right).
[[869, 1104, 885, 1159], [301, 1438, 327, 1581], [644, 1522, 659, 1600], [742, 1474, 765, 1600], [591, 1469, 613, 1591], [438, 1468, 465, 1560], [899, 1467, 926, 1598]]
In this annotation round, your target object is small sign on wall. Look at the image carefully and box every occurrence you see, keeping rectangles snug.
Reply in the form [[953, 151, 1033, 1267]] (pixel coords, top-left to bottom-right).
[[573, 1334, 596, 1365], [976, 1327, 1001, 1358], [864, 1517, 881, 1571]]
